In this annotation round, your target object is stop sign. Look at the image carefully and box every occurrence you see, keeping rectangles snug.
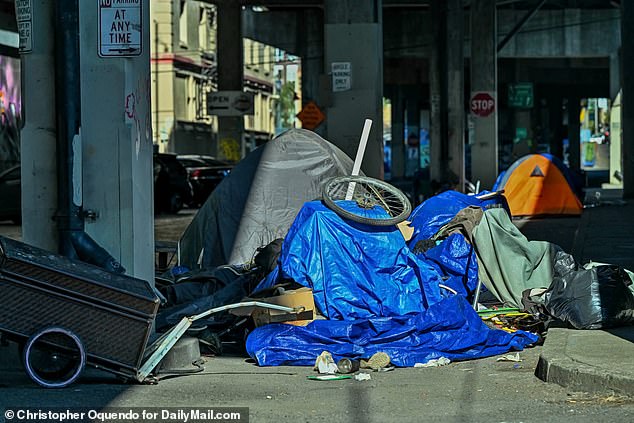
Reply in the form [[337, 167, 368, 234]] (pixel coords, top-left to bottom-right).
[[470, 92, 495, 117]]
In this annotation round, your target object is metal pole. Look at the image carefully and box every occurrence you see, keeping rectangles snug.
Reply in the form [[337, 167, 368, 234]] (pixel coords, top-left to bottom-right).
[[154, 20, 160, 144], [54, 0, 83, 258]]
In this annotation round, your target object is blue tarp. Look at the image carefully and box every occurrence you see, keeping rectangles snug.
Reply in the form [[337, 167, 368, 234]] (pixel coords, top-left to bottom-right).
[[422, 233, 479, 298], [255, 201, 443, 318], [247, 200, 537, 366], [247, 295, 537, 367], [407, 190, 507, 247]]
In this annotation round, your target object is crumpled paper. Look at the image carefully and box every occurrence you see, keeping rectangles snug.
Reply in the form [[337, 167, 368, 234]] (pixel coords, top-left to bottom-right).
[[314, 351, 338, 374]]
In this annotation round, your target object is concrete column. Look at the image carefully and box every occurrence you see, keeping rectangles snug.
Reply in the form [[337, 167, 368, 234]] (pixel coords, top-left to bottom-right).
[[429, 0, 447, 184], [549, 93, 563, 160], [324, 0, 383, 178], [391, 89, 405, 179], [447, 0, 464, 189], [405, 92, 419, 178], [470, 0, 498, 189], [622, 1, 634, 198], [216, 1, 243, 161], [568, 96, 581, 173], [610, 51, 620, 102], [20, 0, 58, 251], [78, 0, 154, 281], [298, 8, 325, 137], [512, 60, 533, 162]]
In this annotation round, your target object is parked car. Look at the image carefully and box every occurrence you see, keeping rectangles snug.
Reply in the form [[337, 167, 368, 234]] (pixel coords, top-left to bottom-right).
[[177, 155, 232, 207], [0, 165, 21, 224], [154, 153, 193, 214]]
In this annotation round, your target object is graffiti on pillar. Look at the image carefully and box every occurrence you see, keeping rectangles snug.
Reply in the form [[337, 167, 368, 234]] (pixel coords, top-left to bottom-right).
[[124, 74, 152, 155], [0, 56, 21, 173], [125, 92, 136, 119], [219, 138, 240, 162]]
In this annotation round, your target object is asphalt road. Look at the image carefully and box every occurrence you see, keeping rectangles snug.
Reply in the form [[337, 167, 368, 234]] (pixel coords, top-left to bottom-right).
[[2, 211, 633, 422], [0, 208, 197, 244], [1, 342, 634, 423]]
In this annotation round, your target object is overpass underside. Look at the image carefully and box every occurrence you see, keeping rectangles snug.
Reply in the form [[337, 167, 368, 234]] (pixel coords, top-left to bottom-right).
[[237, 0, 625, 197]]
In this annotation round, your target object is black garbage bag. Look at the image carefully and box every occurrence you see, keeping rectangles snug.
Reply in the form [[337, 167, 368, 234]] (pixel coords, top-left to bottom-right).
[[544, 256, 634, 329]]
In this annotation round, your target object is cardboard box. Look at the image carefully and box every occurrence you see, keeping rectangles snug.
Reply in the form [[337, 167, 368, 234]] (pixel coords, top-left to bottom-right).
[[397, 220, 414, 241], [230, 287, 316, 327]]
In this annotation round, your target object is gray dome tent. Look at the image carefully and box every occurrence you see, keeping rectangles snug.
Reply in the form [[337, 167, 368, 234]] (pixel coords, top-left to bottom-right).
[[179, 129, 355, 269]]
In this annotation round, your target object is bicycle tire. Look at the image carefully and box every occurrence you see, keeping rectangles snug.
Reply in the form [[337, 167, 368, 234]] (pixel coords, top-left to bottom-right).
[[322, 175, 412, 226]]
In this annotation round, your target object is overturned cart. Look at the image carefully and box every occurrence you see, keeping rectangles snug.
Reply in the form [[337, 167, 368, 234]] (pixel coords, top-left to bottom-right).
[[0, 236, 299, 388]]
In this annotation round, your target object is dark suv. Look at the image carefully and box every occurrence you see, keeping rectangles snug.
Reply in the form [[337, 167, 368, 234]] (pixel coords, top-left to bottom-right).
[[154, 153, 193, 214], [177, 155, 232, 207]]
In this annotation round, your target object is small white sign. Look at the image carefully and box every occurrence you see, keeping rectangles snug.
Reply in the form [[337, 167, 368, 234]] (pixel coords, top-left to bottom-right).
[[15, 0, 32, 53], [98, 0, 142, 57], [207, 91, 255, 116], [331, 62, 351, 92], [598, 98, 608, 110]]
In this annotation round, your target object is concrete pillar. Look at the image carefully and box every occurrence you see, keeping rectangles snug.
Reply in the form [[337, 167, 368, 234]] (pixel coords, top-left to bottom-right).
[[549, 93, 563, 160], [622, 1, 634, 198], [470, 0, 498, 190], [216, 1, 243, 161], [610, 51, 620, 102], [512, 60, 533, 162], [391, 88, 405, 179], [405, 92, 420, 178], [429, 0, 448, 184], [20, 0, 58, 251], [324, 0, 383, 178], [568, 96, 581, 173], [447, 0, 464, 189], [297, 10, 320, 108], [78, 0, 154, 281], [297, 8, 325, 137]]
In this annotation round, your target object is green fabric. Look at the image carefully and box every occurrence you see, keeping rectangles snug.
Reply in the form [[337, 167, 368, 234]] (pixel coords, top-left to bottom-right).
[[472, 209, 561, 308]]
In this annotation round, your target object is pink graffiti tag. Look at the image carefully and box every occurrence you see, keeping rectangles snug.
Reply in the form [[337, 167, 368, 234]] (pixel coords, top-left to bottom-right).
[[125, 93, 136, 119]]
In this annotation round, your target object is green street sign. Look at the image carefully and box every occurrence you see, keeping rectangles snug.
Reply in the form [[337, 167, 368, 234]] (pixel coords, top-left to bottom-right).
[[508, 83, 533, 108]]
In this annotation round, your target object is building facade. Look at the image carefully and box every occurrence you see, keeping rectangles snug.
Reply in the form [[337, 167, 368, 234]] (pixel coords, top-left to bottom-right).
[[151, 0, 277, 158]]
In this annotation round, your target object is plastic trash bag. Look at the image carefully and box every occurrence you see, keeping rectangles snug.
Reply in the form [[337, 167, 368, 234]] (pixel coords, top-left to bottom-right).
[[543, 254, 634, 329]]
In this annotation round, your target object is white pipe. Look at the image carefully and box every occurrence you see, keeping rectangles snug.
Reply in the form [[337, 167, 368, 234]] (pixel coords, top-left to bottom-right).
[[346, 119, 373, 200], [137, 301, 301, 381]]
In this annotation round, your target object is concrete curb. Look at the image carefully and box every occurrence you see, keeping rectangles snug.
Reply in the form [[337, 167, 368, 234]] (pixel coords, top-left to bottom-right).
[[536, 328, 634, 395]]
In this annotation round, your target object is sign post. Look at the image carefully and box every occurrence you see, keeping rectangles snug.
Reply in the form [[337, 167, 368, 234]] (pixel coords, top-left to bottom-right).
[[15, 0, 32, 53], [296, 101, 325, 130], [470, 91, 496, 118], [98, 0, 142, 57], [331, 62, 351, 92], [508, 83, 534, 108], [206, 91, 254, 116]]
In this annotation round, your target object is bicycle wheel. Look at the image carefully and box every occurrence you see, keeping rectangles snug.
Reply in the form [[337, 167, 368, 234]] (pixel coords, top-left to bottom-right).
[[322, 175, 412, 226]]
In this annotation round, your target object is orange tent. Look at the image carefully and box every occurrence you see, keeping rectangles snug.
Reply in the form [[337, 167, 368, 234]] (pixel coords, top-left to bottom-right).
[[494, 154, 583, 217]]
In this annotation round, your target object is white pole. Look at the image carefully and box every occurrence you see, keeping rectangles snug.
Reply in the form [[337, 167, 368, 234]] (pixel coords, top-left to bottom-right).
[[346, 119, 373, 200]]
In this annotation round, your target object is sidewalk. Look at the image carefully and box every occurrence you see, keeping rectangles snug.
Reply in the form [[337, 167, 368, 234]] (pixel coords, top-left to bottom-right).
[[536, 189, 634, 395]]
